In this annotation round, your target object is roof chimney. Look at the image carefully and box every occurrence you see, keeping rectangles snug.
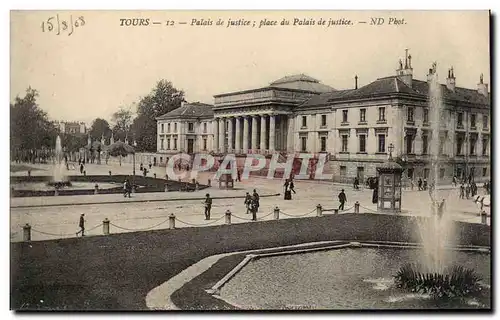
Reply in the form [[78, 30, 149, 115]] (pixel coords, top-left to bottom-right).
[[181, 100, 187, 107], [354, 75, 358, 89], [446, 66, 456, 92], [477, 73, 489, 96], [396, 49, 413, 87]]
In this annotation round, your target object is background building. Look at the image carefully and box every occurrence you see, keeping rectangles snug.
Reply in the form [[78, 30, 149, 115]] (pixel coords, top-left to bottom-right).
[[53, 121, 87, 135]]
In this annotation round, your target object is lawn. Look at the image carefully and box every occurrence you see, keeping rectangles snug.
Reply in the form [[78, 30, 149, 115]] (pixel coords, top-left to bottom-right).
[[10, 164, 44, 173], [10, 213, 490, 310]]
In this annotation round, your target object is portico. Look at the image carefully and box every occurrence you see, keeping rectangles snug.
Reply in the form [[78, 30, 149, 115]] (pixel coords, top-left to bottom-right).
[[212, 113, 290, 154]]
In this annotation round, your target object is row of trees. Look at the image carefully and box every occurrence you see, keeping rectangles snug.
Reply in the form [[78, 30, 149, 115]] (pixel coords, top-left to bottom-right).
[[87, 79, 185, 152], [11, 79, 186, 156]]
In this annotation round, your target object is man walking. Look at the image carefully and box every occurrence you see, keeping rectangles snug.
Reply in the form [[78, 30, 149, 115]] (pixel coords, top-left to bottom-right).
[[459, 184, 465, 199], [204, 193, 212, 220], [338, 189, 347, 211], [76, 214, 85, 237], [289, 179, 296, 194], [250, 196, 258, 221], [244, 192, 252, 214]]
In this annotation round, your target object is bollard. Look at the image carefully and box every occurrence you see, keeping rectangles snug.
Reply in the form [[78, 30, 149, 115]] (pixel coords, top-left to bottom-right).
[[354, 201, 360, 214], [103, 218, 110, 235], [27, 170, 31, 177], [195, 182, 199, 191], [208, 179, 211, 187], [165, 174, 169, 180], [274, 206, 280, 220], [192, 178, 196, 184], [94, 184, 99, 195], [154, 173, 157, 179], [225, 210, 232, 225], [83, 170, 86, 176], [54, 188, 59, 196], [23, 223, 31, 242], [109, 170, 112, 176], [164, 184, 169, 192], [316, 204, 323, 217], [334, 209, 339, 215], [169, 214, 176, 229], [481, 211, 487, 225]]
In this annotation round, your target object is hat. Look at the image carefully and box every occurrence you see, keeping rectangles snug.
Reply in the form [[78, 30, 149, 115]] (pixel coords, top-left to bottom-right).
[[341, 189, 344, 192]]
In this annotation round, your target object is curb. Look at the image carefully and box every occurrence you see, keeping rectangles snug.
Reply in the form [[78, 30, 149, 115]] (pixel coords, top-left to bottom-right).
[[10, 193, 281, 209]]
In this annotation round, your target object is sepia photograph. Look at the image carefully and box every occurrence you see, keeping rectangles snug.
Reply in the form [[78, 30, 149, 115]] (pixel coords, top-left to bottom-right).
[[9, 9, 491, 311]]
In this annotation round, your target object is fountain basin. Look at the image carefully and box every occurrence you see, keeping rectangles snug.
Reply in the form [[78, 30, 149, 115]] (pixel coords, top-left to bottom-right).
[[215, 246, 490, 310]]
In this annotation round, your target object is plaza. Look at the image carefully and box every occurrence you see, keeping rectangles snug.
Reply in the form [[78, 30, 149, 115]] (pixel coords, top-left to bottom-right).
[[10, 161, 487, 243]]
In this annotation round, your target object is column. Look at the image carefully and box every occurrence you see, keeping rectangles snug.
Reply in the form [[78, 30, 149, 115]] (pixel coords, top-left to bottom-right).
[[235, 117, 241, 153], [227, 118, 233, 152], [213, 119, 219, 153], [219, 117, 225, 153], [243, 116, 249, 153], [260, 115, 267, 152], [269, 114, 276, 151], [287, 115, 294, 152], [252, 116, 258, 152]]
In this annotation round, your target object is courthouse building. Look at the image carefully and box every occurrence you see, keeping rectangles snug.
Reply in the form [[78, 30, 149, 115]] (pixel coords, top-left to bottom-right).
[[156, 51, 490, 183]]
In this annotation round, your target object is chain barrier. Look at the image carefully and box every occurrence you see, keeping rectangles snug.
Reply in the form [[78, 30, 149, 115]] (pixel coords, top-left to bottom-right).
[[259, 211, 275, 219], [31, 223, 102, 237], [175, 215, 225, 226], [279, 208, 316, 218], [231, 213, 256, 221], [359, 205, 379, 213], [322, 205, 354, 214], [110, 219, 169, 231]]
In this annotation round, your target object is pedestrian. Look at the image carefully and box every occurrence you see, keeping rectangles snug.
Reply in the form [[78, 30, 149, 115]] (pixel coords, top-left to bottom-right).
[[149, 162, 152, 169], [452, 176, 457, 187], [289, 179, 296, 194], [124, 179, 131, 198], [410, 179, 414, 191], [80, 163, 84, 174], [353, 177, 359, 190], [76, 213, 85, 237], [284, 180, 292, 200], [140, 163, 143, 171], [143, 168, 147, 177], [423, 179, 428, 191], [338, 189, 347, 211], [237, 169, 241, 182], [465, 184, 470, 199], [459, 184, 465, 199], [250, 196, 258, 221], [244, 192, 252, 214], [252, 189, 260, 212], [204, 193, 212, 220], [418, 177, 423, 191]]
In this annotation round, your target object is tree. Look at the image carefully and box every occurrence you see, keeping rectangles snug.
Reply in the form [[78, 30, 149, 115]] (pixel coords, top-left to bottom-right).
[[10, 87, 57, 157], [89, 118, 111, 141], [132, 80, 184, 151], [111, 106, 134, 142]]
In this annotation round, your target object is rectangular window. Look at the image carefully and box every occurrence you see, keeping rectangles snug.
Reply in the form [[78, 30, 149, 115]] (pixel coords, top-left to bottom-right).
[[422, 135, 428, 154], [302, 116, 307, 128], [320, 136, 327, 152], [174, 123, 177, 132], [483, 168, 487, 177], [424, 168, 430, 179], [173, 138, 177, 150], [203, 123, 207, 133], [359, 135, 366, 153], [470, 137, 476, 155], [340, 166, 347, 176], [161, 124, 164, 133], [457, 113, 463, 127], [378, 107, 385, 121], [341, 135, 348, 152], [167, 123, 171, 132], [321, 115, 327, 127], [160, 138, 164, 150], [360, 109, 366, 122], [301, 137, 307, 152], [203, 138, 207, 151], [439, 137, 445, 155], [188, 122, 194, 132], [483, 115, 488, 129], [342, 110, 348, 123], [167, 138, 170, 149], [482, 138, 488, 155], [470, 114, 476, 129], [423, 109, 429, 124], [439, 168, 445, 179], [407, 107, 414, 122], [456, 136, 463, 155], [378, 134, 385, 153], [405, 135, 413, 154]]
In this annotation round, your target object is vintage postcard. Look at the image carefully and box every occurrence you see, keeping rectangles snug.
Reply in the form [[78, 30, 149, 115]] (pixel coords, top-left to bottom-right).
[[10, 10, 491, 311]]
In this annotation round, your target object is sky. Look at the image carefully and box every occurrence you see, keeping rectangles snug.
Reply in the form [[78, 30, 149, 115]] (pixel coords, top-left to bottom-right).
[[10, 10, 490, 125]]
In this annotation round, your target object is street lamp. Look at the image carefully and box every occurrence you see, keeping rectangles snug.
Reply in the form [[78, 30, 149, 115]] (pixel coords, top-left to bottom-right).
[[133, 140, 137, 177]]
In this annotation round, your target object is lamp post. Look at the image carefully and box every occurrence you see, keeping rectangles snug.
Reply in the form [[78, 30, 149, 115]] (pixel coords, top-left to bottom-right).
[[133, 140, 137, 177]]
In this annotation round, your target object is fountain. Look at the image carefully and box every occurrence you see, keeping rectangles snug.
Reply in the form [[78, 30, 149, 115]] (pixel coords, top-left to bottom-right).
[[394, 63, 482, 298], [47, 135, 72, 188]]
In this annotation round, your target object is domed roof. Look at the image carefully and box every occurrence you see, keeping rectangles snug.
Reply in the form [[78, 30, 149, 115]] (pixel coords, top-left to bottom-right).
[[268, 74, 336, 93], [377, 159, 404, 172]]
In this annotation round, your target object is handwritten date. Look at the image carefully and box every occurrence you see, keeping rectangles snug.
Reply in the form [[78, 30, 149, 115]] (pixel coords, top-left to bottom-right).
[[41, 15, 86, 36]]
